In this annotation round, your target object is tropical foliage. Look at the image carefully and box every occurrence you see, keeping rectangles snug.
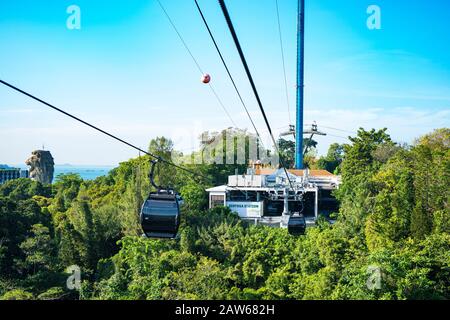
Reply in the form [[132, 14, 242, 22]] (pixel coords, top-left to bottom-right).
[[0, 128, 448, 300]]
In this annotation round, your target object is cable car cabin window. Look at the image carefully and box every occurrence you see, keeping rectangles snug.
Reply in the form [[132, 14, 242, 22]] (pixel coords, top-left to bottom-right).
[[288, 215, 306, 236], [211, 195, 225, 208]]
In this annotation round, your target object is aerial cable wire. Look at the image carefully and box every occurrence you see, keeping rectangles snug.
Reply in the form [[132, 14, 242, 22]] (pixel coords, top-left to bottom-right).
[[304, 123, 356, 135], [193, 0, 263, 143], [155, 0, 237, 128], [0, 79, 210, 182], [325, 133, 351, 140], [0, 80, 252, 196], [217, 0, 295, 190], [275, 0, 292, 125], [320, 125, 357, 135]]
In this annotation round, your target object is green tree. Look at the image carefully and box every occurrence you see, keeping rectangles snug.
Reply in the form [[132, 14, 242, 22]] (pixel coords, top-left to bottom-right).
[[278, 138, 295, 169], [18, 224, 56, 275], [0, 197, 50, 278], [410, 129, 449, 239], [365, 150, 415, 251], [0, 178, 51, 201], [336, 128, 395, 234], [193, 129, 260, 185], [1, 289, 33, 300], [52, 174, 84, 211], [317, 143, 344, 174], [179, 180, 208, 211], [278, 137, 318, 169], [148, 136, 177, 188], [162, 257, 227, 300]]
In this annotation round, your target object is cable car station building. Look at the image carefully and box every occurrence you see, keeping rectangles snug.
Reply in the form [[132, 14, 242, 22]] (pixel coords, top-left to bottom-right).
[[205, 0, 340, 230], [0, 167, 29, 185], [206, 166, 341, 228]]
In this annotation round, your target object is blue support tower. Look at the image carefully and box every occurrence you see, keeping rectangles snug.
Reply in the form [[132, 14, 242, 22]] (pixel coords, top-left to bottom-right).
[[295, 0, 305, 169]]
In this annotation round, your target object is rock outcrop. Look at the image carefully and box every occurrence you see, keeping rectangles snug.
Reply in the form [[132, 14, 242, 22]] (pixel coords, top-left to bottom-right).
[[25, 150, 55, 184]]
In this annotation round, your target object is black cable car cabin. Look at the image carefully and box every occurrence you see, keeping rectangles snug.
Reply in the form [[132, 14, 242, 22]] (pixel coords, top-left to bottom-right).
[[141, 191, 181, 239], [288, 213, 306, 236], [140, 160, 181, 239]]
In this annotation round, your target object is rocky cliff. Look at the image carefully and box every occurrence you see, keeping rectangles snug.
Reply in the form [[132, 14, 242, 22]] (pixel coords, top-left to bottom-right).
[[25, 150, 55, 184]]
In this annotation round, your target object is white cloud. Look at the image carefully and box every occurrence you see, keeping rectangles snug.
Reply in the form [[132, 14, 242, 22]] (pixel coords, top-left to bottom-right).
[[303, 107, 450, 154], [0, 108, 36, 114], [1, 106, 448, 165]]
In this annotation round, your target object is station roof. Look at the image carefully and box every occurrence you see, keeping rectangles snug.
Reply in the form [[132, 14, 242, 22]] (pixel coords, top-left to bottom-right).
[[255, 168, 335, 177], [205, 185, 228, 192]]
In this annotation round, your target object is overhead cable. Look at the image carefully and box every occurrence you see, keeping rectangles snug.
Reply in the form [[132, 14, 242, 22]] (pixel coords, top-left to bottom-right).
[[193, 0, 262, 141], [156, 0, 237, 127], [0, 79, 210, 181], [275, 0, 292, 125], [217, 0, 294, 189]]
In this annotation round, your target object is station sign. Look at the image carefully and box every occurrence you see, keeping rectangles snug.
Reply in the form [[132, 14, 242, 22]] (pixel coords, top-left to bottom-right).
[[227, 201, 263, 218]]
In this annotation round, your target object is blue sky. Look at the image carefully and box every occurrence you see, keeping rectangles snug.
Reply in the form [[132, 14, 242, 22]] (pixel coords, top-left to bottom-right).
[[1, 0, 449, 165]]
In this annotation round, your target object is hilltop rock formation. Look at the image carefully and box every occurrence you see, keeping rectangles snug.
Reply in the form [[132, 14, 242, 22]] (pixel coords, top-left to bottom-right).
[[25, 150, 55, 184]]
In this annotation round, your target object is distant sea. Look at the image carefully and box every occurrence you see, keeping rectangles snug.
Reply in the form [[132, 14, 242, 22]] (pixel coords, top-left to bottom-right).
[[15, 165, 115, 181]]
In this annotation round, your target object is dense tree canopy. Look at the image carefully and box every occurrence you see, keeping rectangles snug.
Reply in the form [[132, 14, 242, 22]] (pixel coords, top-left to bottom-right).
[[0, 129, 448, 300]]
